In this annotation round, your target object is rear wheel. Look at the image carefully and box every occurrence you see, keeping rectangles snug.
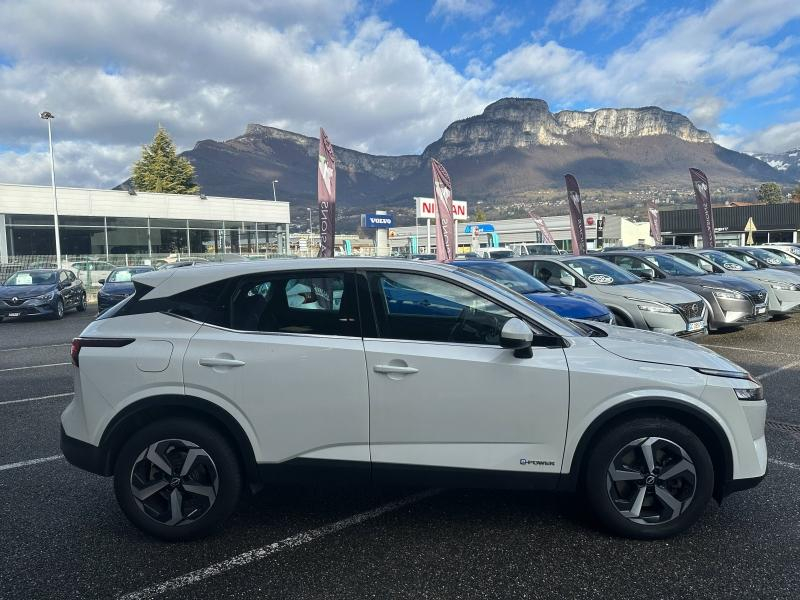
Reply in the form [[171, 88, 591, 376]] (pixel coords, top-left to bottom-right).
[[113, 418, 242, 541], [584, 417, 713, 539]]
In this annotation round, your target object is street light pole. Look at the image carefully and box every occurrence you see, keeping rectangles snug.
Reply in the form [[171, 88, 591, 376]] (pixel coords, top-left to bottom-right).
[[272, 179, 278, 202], [40, 111, 61, 267]]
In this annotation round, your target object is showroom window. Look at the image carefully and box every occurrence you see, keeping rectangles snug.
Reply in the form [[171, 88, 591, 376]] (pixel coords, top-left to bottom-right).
[[368, 271, 514, 345]]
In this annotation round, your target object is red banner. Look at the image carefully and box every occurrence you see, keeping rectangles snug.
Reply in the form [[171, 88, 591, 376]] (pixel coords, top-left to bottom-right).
[[689, 168, 715, 248], [529, 211, 555, 245], [431, 159, 455, 262], [647, 202, 661, 243], [564, 174, 586, 255], [317, 128, 336, 257]]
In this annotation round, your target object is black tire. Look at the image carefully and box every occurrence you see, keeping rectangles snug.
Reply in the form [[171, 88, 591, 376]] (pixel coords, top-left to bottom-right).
[[76, 293, 87, 312], [611, 310, 632, 327], [584, 417, 713, 539], [50, 299, 64, 320], [113, 418, 242, 541]]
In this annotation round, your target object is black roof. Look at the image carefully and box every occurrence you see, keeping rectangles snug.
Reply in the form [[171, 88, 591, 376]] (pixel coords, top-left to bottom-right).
[[660, 203, 800, 233]]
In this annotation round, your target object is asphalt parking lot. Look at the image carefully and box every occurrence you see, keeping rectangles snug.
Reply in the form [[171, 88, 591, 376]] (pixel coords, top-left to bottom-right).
[[1, 311, 799, 600]]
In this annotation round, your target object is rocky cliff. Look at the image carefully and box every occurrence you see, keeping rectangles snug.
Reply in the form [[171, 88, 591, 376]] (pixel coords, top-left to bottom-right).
[[176, 97, 787, 206]]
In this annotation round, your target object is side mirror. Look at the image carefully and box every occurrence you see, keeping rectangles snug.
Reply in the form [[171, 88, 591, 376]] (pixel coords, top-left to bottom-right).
[[559, 274, 576, 288], [699, 262, 714, 273], [638, 268, 655, 280], [500, 318, 534, 358], [98, 278, 106, 285]]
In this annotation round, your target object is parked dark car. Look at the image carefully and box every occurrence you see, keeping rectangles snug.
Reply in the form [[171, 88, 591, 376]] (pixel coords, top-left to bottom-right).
[[453, 259, 614, 323], [0, 269, 87, 321], [718, 247, 800, 275], [97, 266, 154, 314], [599, 251, 770, 330]]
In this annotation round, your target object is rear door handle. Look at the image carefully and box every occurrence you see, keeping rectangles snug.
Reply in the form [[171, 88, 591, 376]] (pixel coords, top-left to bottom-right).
[[199, 358, 246, 368], [373, 364, 419, 375]]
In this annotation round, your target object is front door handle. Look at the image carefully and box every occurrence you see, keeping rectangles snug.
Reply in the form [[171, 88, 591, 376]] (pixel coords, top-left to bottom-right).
[[373, 364, 419, 375], [199, 357, 246, 368]]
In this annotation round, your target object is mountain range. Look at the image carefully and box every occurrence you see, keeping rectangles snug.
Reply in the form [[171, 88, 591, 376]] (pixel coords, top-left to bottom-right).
[[746, 148, 800, 182], [177, 98, 794, 207]]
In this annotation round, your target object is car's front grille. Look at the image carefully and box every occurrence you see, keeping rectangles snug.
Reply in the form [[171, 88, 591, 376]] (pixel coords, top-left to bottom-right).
[[745, 290, 767, 305], [674, 301, 704, 321], [1, 297, 26, 307]]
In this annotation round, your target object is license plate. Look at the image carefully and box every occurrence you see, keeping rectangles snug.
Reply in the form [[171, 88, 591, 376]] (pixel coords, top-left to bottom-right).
[[686, 321, 704, 332], [7, 312, 20, 317], [755, 306, 766, 315]]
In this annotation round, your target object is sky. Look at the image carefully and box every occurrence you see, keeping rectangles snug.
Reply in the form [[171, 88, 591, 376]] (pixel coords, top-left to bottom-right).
[[1, 0, 799, 189]]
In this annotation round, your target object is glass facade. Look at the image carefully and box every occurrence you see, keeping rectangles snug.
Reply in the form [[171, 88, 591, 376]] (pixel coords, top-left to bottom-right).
[[3, 213, 287, 260]]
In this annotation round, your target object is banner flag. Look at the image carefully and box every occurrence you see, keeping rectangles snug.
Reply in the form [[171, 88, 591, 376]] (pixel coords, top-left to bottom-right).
[[317, 128, 336, 257], [689, 168, 715, 248], [529, 211, 555, 245], [647, 202, 661, 243], [431, 158, 456, 262], [564, 174, 587, 255]]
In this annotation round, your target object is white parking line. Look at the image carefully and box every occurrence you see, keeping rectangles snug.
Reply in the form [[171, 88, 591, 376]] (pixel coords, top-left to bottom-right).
[[755, 360, 800, 381], [0, 392, 73, 406], [0, 455, 63, 472], [118, 488, 440, 600], [768, 458, 800, 471], [0, 362, 71, 372], [702, 344, 800, 358], [0, 343, 71, 353]]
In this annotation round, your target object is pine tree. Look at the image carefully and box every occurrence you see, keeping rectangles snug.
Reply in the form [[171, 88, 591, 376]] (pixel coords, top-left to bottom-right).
[[131, 126, 200, 194], [756, 182, 784, 204]]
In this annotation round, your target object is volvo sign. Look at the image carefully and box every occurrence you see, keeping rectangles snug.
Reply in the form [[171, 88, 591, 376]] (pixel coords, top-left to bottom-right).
[[361, 213, 395, 228]]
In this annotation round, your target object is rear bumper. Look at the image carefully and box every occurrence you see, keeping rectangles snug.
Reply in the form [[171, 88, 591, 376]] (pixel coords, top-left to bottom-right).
[[60, 424, 110, 476]]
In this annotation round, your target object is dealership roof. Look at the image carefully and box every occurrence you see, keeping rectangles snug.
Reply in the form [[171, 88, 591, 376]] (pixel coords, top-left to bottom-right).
[[0, 183, 290, 224]]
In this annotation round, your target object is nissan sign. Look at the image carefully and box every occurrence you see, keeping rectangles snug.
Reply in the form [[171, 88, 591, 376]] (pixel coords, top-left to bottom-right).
[[361, 213, 395, 228], [414, 197, 468, 221]]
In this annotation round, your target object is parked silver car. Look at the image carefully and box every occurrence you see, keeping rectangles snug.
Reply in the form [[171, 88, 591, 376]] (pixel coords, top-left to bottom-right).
[[504, 255, 708, 336], [665, 249, 800, 315], [599, 251, 769, 330]]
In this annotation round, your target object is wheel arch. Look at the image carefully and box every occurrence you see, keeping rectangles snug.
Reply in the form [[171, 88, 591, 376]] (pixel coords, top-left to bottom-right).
[[560, 398, 734, 503], [98, 394, 260, 485]]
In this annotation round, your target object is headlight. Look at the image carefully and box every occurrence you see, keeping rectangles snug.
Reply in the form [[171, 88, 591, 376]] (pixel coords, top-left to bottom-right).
[[626, 298, 677, 313], [38, 291, 56, 301], [766, 280, 800, 291], [734, 386, 764, 401], [703, 286, 745, 300], [692, 367, 752, 380]]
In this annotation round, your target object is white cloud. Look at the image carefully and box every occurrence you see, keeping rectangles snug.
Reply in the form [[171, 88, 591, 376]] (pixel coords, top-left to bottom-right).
[[546, 0, 643, 34], [741, 121, 800, 154], [429, 0, 494, 21]]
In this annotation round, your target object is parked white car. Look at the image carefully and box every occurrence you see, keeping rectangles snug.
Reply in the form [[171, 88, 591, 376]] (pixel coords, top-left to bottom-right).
[[477, 247, 515, 259], [61, 259, 766, 541]]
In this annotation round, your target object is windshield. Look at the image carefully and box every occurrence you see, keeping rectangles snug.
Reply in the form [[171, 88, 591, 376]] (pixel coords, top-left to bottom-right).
[[701, 250, 756, 271], [563, 258, 641, 285], [642, 254, 705, 276], [453, 267, 586, 336], [747, 248, 794, 266], [4, 270, 58, 286], [107, 267, 151, 282], [457, 262, 551, 294], [525, 244, 559, 255]]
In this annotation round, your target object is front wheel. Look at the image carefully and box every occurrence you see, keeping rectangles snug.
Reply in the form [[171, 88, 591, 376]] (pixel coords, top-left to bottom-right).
[[76, 293, 87, 312], [50, 299, 64, 320], [113, 418, 242, 541], [584, 417, 713, 539]]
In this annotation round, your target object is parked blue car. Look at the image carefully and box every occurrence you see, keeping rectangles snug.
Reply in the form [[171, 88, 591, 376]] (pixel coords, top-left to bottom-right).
[[453, 259, 614, 323], [0, 269, 87, 321], [97, 266, 154, 314]]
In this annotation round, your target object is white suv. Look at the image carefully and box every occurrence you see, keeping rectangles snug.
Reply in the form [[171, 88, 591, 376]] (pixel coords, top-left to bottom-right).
[[61, 259, 767, 541]]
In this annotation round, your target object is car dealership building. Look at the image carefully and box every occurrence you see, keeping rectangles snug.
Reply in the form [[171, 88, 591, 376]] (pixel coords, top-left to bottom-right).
[[0, 183, 291, 263], [658, 203, 800, 246]]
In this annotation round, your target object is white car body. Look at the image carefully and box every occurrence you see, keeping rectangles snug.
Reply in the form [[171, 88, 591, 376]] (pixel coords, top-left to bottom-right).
[[61, 258, 767, 540]]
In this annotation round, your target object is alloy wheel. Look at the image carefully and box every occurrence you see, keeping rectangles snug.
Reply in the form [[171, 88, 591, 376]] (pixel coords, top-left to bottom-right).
[[606, 436, 696, 525], [129, 439, 219, 527]]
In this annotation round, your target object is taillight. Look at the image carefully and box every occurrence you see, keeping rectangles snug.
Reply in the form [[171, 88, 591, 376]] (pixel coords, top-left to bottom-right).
[[70, 337, 135, 367]]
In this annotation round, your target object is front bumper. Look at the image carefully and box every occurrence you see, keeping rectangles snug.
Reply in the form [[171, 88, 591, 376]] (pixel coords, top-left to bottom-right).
[[712, 296, 770, 328], [60, 424, 110, 476], [641, 310, 706, 337], [0, 300, 58, 318]]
